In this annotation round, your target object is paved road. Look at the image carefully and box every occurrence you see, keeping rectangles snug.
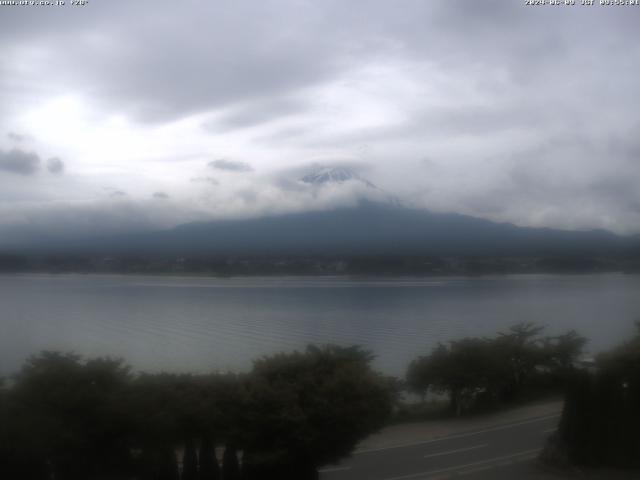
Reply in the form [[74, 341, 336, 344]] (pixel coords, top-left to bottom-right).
[[320, 413, 560, 480]]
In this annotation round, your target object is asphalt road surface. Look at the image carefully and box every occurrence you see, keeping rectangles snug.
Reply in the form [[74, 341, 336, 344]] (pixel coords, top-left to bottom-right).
[[320, 413, 560, 480]]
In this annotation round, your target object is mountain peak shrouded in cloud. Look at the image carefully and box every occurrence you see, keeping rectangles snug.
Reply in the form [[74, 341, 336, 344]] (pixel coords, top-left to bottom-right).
[[301, 166, 375, 188], [299, 165, 402, 207]]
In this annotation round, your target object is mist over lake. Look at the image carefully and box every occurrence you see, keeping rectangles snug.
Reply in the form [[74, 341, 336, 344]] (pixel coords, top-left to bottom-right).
[[2, 273, 639, 377]]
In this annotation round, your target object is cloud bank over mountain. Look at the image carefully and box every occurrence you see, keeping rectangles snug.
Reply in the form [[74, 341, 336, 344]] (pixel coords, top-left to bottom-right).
[[0, 1, 639, 239]]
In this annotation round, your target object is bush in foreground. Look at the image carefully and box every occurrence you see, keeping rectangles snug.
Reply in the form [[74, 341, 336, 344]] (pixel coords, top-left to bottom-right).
[[0, 345, 393, 480], [550, 324, 640, 469]]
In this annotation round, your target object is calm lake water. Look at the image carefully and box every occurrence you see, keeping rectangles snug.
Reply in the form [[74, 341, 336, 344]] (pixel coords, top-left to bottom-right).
[[1, 273, 639, 376]]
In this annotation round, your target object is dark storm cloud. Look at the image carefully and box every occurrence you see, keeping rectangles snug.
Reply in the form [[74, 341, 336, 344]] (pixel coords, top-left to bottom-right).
[[0, 149, 40, 175], [208, 159, 253, 173], [152, 191, 170, 200], [47, 157, 65, 175]]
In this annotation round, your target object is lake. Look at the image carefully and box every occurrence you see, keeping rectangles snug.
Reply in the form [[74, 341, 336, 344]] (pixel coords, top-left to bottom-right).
[[1, 273, 639, 376]]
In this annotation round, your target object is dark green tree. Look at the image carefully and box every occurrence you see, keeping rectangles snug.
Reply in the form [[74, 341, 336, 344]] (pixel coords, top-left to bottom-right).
[[182, 437, 198, 480], [128, 373, 186, 479], [222, 444, 241, 480], [406, 339, 505, 415], [239, 345, 393, 479], [157, 446, 180, 480], [407, 323, 586, 415], [198, 433, 220, 480], [9, 352, 133, 480], [494, 322, 546, 401], [542, 330, 588, 373], [555, 323, 640, 468]]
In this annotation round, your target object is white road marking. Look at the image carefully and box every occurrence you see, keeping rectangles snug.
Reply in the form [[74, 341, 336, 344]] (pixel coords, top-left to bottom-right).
[[356, 414, 560, 454], [380, 448, 541, 480], [542, 428, 557, 433], [423, 444, 487, 459], [319, 466, 352, 473]]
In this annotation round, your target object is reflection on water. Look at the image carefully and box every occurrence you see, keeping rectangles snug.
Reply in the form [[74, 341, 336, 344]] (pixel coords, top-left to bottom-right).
[[1, 273, 639, 376]]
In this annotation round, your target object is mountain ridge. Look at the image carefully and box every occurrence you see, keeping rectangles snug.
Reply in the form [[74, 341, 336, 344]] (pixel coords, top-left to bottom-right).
[[2, 165, 638, 258], [38, 199, 635, 257]]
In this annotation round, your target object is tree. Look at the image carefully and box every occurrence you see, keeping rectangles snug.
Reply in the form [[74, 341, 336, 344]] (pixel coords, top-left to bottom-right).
[[157, 447, 180, 480], [494, 322, 546, 401], [222, 444, 241, 480], [198, 433, 220, 480], [406, 354, 434, 400], [127, 373, 189, 479], [545, 331, 587, 369], [182, 437, 198, 480], [408, 339, 506, 415], [407, 323, 587, 415], [239, 345, 393, 479], [554, 324, 640, 468], [8, 352, 133, 480]]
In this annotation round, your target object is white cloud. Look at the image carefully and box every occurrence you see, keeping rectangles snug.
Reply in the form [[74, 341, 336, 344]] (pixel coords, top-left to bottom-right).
[[0, 1, 639, 236]]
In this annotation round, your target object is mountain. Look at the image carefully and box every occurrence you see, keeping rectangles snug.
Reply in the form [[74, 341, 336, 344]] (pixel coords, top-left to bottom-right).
[[49, 200, 635, 258], [300, 166, 401, 206], [300, 167, 376, 188], [3, 167, 638, 259]]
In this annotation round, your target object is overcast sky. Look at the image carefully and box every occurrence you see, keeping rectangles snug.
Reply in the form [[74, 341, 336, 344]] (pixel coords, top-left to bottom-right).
[[1, 0, 639, 238]]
